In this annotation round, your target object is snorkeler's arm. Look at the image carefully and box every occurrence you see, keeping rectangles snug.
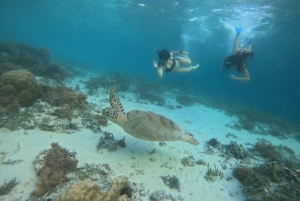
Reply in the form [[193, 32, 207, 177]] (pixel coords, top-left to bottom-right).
[[156, 67, 163, 78], [153, 60, 164, 78], [229, 68, 250, 82], [172, 51, 187, 55]]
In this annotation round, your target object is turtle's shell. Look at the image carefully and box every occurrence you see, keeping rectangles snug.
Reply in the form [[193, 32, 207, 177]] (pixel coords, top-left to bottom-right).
[[122, 110, 186, 141]]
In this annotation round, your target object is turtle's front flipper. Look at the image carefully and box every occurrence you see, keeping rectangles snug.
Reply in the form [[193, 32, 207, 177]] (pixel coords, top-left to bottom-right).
[[182, 133, 199, 146]]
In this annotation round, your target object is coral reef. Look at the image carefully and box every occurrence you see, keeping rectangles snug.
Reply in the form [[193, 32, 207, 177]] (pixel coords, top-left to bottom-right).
[[46, 64, 67, 81], [96, 131, 126, 152], [233, 161, 300, 200], [175, 95, 202, 107], [85, 77, 108, 91], [0, 42, 50, 76], [160, 175, 180, 191], [32, 142, 78, 198], [41, 85, 87, 109], [0, 70, 42, 113], [53, 176, 132, 201], [138, 92, 165, 106], [0, 178, 19, 196]]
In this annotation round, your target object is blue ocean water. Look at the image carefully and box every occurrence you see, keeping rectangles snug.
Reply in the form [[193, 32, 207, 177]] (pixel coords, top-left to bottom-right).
[[0, 0, 299, 122]]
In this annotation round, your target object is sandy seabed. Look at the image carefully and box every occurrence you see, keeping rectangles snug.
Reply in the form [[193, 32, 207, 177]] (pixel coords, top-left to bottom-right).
[[1, 78, 299, 201]]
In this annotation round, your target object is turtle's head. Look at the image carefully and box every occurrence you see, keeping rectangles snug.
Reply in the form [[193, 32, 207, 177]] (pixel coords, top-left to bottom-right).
[[102, 107, 127, 126], [182, 133, 199, 146]]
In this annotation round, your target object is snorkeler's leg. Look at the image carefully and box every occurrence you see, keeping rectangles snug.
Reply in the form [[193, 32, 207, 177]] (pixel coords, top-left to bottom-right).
[[177, 57, 191, 66], [243, 37, 253, 52], [246, 43, 252, 52], [175, 64, 199, 73], [231, 35, 240, 55]]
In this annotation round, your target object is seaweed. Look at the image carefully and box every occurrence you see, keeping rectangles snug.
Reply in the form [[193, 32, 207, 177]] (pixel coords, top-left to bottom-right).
[[0, 178, 19, 196], [160, 175, 180, 191], [180, 156, 196, 167], [233, 166, 252, 183], [253, 141, 279, 159], [207, 138, 221, 148], [279, 144, 295, 155], [204, 163, 224, 182]]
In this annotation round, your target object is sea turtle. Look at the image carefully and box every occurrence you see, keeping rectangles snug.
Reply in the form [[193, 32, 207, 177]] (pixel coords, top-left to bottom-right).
[[102, 86, 199, 146]]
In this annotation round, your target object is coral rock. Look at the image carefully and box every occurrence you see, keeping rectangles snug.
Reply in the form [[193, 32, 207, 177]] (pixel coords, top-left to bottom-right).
[[54, 176, 132, 201]]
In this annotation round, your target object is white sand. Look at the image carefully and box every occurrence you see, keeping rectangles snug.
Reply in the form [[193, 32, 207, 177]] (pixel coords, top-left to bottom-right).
[[1, 89, 299, 201]]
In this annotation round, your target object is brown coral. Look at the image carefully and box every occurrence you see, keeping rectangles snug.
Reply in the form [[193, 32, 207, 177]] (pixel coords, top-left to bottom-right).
[[0, 70, 41, 113], [54, 176, 132, 201]]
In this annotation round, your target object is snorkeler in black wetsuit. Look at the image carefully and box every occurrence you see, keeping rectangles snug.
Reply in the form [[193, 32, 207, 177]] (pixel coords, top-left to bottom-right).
[[162, 58, 181, 72], [153, 49, 199, 78], [221, 27, 253, 82]]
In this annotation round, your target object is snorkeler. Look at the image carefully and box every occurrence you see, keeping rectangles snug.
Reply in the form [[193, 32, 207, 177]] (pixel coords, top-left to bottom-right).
[[153, 48, 199, 78], [220, 27, 253, 82]]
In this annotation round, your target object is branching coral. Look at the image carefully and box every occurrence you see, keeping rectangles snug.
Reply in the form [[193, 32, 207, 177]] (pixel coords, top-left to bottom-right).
[[54, 176, 132, 201], [0, 70, 42, 113]]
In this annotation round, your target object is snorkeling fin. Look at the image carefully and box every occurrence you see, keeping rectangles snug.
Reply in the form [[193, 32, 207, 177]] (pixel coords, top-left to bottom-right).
[[235, 27, 243, 35]]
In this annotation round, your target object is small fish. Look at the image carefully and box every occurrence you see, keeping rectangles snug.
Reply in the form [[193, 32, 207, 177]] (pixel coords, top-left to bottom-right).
[[138, 3, 146, 7], [0, 52, 9, 57]]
